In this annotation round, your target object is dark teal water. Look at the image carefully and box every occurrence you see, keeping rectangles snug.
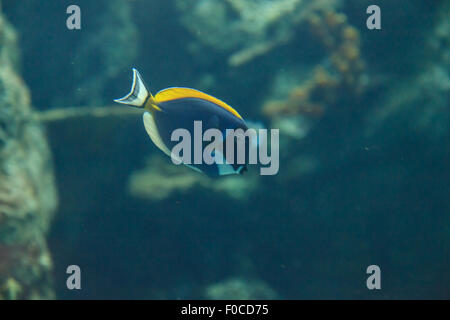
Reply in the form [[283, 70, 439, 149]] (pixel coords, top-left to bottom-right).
[[2, 0, 448, 299]]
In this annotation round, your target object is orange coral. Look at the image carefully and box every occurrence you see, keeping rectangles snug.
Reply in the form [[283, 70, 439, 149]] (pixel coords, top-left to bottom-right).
[[262, 9, 366, 120]]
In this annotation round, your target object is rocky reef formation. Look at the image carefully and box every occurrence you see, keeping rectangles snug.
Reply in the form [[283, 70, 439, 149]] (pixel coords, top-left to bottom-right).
[[0, 7, 57, 299], [128, 155, 259, 201], [205, 277, 277, 299], [262, 9, 366, 119], [176, 0, 339, 67]]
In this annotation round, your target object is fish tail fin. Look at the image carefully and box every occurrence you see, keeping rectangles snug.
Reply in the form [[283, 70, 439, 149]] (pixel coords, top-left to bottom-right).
[[114, 68, 156, 109]]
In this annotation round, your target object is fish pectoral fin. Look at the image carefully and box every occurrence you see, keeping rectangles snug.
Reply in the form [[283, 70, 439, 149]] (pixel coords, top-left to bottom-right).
[[143, 112, 171, 156]]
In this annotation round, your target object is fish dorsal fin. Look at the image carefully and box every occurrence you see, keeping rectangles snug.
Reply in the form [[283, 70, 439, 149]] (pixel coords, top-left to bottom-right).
[[155, 87, 243, 120]]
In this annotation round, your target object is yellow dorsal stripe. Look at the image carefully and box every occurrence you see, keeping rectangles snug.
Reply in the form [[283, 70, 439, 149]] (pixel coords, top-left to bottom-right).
[[155, 87, 243, 120]]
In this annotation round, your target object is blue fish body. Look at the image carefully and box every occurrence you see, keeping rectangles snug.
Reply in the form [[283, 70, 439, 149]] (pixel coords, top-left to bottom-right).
[[114, 69, 248, 177]]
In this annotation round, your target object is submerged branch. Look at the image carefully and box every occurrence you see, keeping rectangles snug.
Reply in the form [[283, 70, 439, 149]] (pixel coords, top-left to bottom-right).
[[34, 105, 141, 123]]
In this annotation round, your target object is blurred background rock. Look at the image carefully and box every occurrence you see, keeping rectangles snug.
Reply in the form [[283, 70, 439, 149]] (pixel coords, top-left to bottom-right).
[[0, 4, 57, 299], [0, 0, 448, 299]]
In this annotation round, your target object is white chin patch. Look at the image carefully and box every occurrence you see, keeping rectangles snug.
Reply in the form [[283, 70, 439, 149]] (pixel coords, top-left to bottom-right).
[[214, 149, 238, 176]]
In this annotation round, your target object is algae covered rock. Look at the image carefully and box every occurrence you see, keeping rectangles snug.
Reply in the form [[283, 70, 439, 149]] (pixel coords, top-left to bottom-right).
[[0, 7, 57, 299], [205, 277, 277, 299], [128, 155, 258, 201], [176, 0, 339, 66]]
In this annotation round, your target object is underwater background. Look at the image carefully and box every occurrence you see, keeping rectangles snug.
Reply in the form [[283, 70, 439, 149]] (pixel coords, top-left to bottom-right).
[[0, 0, 448, 299]]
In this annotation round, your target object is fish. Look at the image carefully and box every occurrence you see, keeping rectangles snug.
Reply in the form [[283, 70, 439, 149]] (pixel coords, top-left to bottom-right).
[[114, 68, 249, 177]]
